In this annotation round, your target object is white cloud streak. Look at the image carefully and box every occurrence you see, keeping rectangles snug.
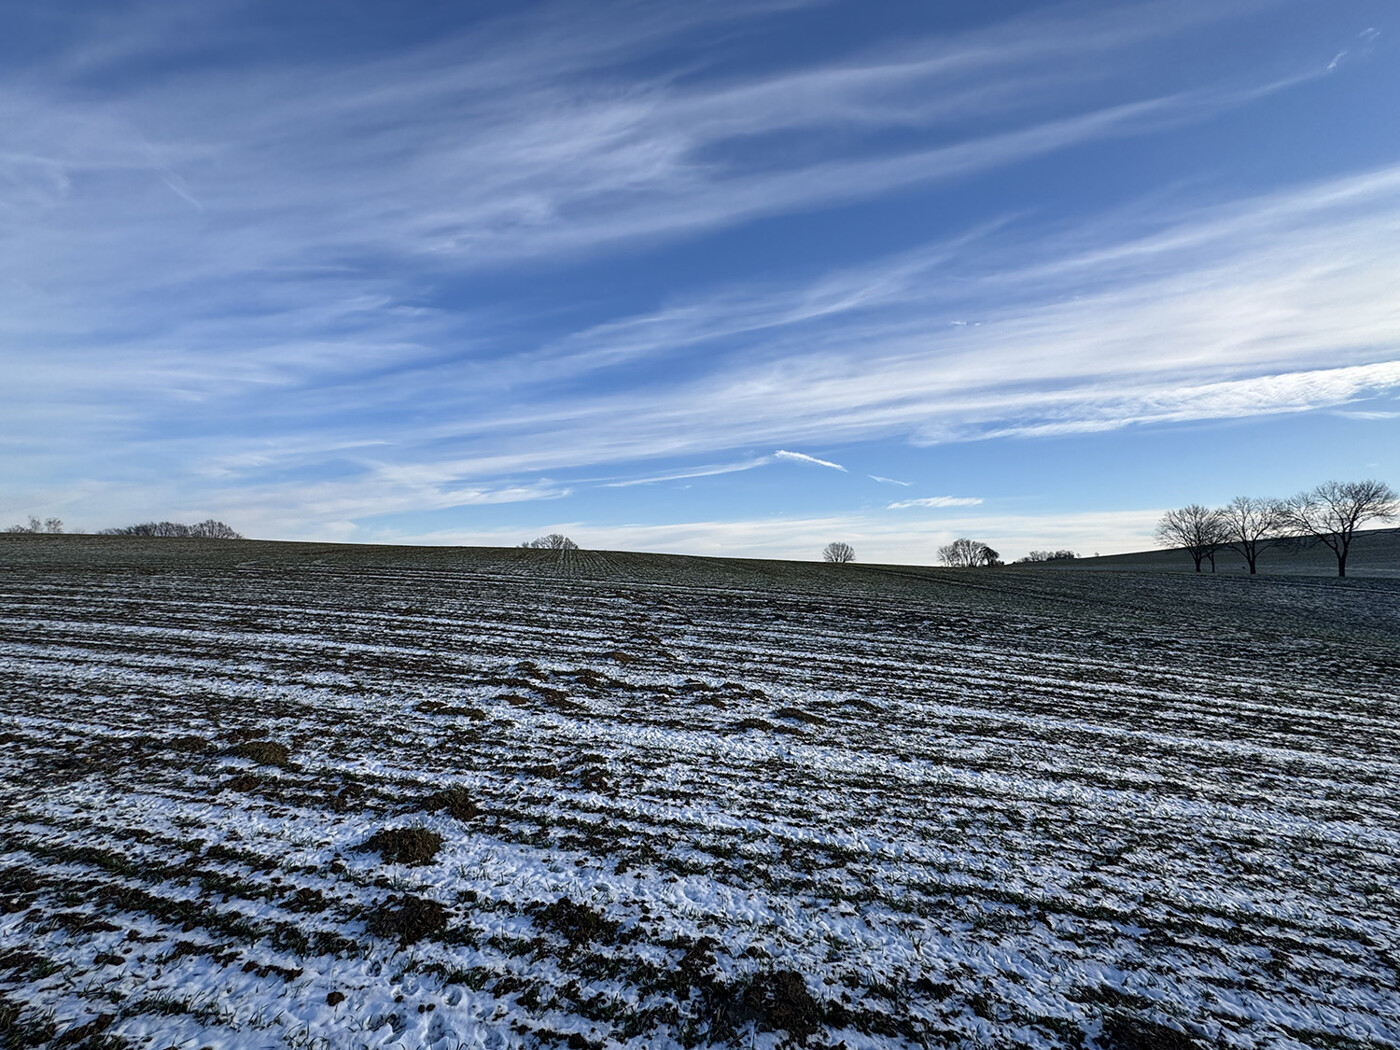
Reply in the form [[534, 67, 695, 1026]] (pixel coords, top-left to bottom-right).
[[600, 457, 771, 487], [887, 496, 984, 510], [773, 450, 847, 472]]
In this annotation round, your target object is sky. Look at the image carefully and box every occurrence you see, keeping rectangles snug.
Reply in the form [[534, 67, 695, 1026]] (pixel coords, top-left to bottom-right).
[[3, 0, 1399, 562]]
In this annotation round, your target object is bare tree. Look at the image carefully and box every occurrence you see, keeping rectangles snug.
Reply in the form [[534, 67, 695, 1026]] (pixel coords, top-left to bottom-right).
[[1217, 496, 1287, 575], [520, 533, 579, 550], [4, 516, 61, 534], [189, 520, 242, 539], [1155, 504, 1228, 573], [1283, 479, 1398, 578], [822, 541, 855, 563], [938, 537, 1000, 568]]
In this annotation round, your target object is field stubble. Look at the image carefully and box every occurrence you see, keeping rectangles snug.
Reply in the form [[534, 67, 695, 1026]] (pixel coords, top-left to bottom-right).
[[1, 535, 1398, 1050]]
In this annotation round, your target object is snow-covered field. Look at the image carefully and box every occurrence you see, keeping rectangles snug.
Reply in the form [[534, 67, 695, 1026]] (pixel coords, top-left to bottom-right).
[[2, 537, 1398, 1050]]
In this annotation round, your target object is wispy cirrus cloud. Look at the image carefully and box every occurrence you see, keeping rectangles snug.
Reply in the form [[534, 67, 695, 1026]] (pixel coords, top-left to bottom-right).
[[600, 457, 770, 487], [774, 450, 847, 472], [887, 496, 984, 510], [3, 0, 1395, 543]]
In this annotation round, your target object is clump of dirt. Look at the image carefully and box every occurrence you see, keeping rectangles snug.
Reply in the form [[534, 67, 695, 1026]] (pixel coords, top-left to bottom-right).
[[360, 827, 443, 866], [419, 787, 479, 821], [577, 765, 614, 794], [774, 707, 826, 726], [367, 894, 448, 946], [241, 958, 303, 981], [326, 991, 346, 1006], [613, 840, 661, 875], [672, 936, 720, 999], [0, 866, 42, 914], [564, 668, 614, 690], [167, 735, 212, 752], [225, 741, 292, 768], [221, 774, 261, 793], [484, 673, 535, 690], [733, 717, 775, 733], [281, 887, 328, 913], [1100, 1014, 1200, 1050], [530, 896, 619, 948], [0, 950, 45, 977], [722, 681, 768, 700], [330, 781, 366, 812], [53, 1013, 115, 1049], [735, 970, 824, 1043], [416, 701, 488, 718]]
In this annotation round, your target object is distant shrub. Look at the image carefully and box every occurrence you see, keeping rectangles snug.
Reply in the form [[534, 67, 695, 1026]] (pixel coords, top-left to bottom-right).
[[519, 533, 578, 549], [1016, 549, 1077, 563], [822, 541, 855, 563]]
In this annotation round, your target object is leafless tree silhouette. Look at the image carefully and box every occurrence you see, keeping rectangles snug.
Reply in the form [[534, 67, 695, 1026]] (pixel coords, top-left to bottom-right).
[[1284, 480, 1398, 577], [4, 516, 63, 534], [520, 533, 579, 550], [938, 538, 1000, 567], [1155, 505, 1228, 573], [1217, 496, 1288, 575]]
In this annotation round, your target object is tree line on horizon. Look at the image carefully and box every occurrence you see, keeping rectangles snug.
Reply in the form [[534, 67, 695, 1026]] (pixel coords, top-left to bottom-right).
[[1157, 479, 1397, 578], [3, 516, 64, 535], [3, 517, 243, 539]]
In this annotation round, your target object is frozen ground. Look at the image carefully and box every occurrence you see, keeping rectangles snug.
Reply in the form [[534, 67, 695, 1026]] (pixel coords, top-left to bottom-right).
[[2, 535, 1398, 1050]]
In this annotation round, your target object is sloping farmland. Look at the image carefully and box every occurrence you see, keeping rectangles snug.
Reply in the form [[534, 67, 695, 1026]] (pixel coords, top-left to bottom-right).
[[2, 536, 1398, 1050]]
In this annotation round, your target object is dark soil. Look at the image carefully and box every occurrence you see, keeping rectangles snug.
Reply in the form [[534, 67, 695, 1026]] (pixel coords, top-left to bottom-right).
[[359, 827, 443, 866], [773, 707, 825, 726], [1100, 1014, 1200, 1050], [281, 887, 327, 913], [735, 970, 823, 1043], [224, 741, 292, 768], [531, 896, 619, 947], [419, 787, 479, 821], [330, 782, 366, 812], [367, 894, 448, 946], [52, 1012, 115, 1048]]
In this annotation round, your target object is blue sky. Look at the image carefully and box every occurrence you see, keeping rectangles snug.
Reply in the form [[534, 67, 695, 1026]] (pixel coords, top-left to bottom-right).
[[4, 0, 1398, 561]]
